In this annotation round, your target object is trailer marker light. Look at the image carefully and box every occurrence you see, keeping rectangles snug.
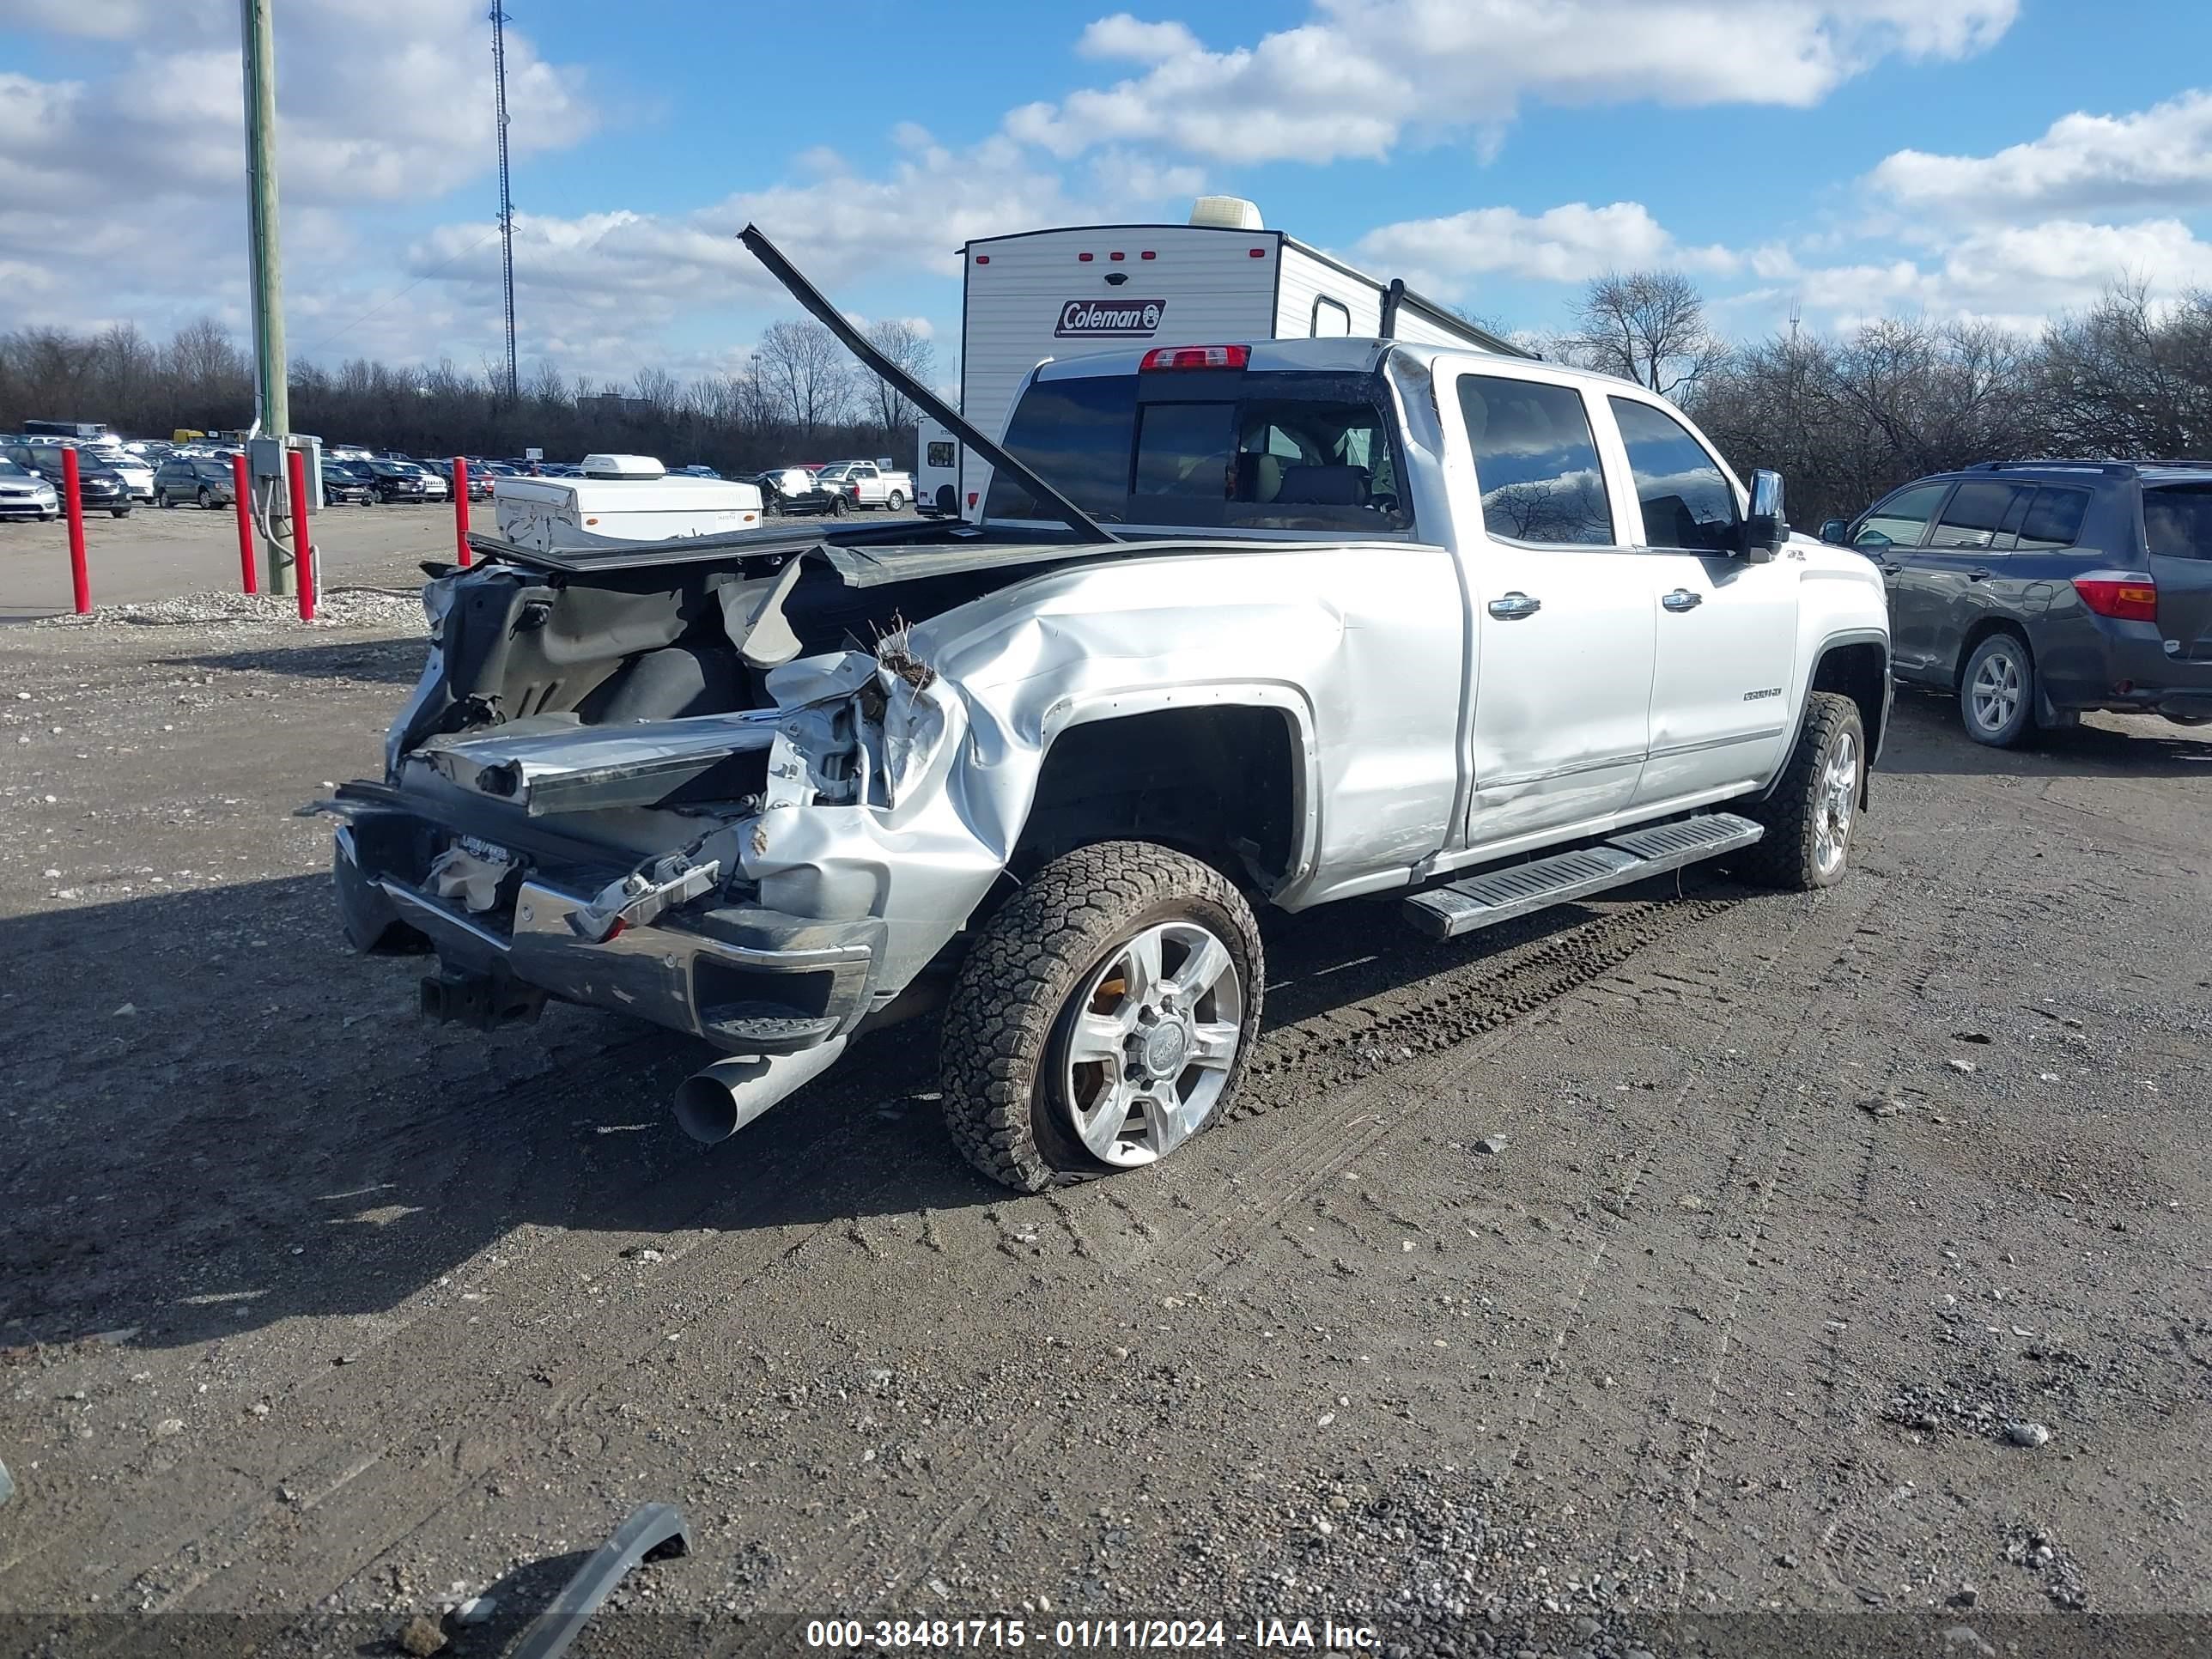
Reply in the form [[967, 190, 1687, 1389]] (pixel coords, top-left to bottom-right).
[[975, 254, 989, 264], [1249, 246, 1267, 258], [1139, 250, 1155, 260], [1140, 344, 1250, 371], [1109, 251, 1124, 261], [1079, 252, 1093, 262]]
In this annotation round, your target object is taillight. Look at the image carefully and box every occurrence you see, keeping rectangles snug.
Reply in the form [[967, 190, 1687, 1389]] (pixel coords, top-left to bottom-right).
[[1139, 344, 1250, 371], [2074, 577, 2157, 621]]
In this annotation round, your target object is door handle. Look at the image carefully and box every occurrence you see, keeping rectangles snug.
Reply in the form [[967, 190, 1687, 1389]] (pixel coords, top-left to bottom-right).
[[1661, 588, 1703, 612], [1966, 567, 1994, 581], [1486, 592, 1541, 621]]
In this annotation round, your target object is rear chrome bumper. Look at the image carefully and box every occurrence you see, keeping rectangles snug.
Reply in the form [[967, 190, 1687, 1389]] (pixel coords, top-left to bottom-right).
[[335, 821, 880, 1054]]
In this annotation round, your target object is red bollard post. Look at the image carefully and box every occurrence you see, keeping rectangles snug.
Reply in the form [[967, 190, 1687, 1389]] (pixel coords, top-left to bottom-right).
[[453, 456, 472, 567], [230, 453, 258, 596], [61, 446, 90, 615], [285, 446, 316, 622]]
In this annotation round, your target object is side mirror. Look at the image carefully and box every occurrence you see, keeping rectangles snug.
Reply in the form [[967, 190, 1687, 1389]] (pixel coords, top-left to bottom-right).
[[1741, 469, 1786, 563], [1819, 518, 1849, 546]]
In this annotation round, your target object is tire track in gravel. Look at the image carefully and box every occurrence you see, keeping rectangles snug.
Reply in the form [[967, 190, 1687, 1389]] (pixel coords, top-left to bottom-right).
[[3, 1030, 948, 1618], [17, 888, 1737, 1638], [733, 893, 1747, 1632], [1615, 821, 2024, 1609]]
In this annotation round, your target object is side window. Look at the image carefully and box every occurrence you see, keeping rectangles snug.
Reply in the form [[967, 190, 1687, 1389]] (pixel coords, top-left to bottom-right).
[[1607, 397, 1741, 554], [1854, 482, 1948, 550], [1458, 374, 1613, 546], [2142, 486, 2212, 560], [2014, 486, 2090, 552], [1929, 481, 2028, 550], [1311, 296, 1352, 337], [925, 441, 956, 469]]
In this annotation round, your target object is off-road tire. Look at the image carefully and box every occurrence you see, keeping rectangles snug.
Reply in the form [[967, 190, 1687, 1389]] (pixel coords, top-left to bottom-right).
[[1740, 690, 1864, 891], [939, 841, 1264, 1194]]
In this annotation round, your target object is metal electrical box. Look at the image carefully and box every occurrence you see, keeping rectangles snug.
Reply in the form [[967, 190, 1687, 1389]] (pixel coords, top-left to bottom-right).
[[247, 434, 325, 508]]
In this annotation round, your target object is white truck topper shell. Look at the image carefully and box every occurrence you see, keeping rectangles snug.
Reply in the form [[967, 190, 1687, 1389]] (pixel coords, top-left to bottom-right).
[[492, 473, 763, 551]]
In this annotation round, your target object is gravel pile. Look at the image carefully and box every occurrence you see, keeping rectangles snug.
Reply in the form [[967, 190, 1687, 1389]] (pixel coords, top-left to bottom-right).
[[33, 587, 424, 631]]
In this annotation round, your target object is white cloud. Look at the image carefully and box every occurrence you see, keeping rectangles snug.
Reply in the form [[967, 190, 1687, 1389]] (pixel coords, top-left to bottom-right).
[[1869, 88, 2212, 223], [391, 128, 1191, 382], [1008, 0, 2017, 165], [1353, 203, 1740, 295], [0, 0, 168, 39], [1756, 218, 2212, 329], [0, 0, 594, 356], [1076, 14, 1202, 62]]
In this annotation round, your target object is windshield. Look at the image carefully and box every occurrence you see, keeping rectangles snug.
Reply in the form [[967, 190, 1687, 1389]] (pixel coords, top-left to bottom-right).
[[984, 370, 1415, 533]]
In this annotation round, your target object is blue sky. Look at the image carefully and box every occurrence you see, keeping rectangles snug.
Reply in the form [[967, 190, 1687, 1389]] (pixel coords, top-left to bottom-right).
[[5, 0, 2212, 388]]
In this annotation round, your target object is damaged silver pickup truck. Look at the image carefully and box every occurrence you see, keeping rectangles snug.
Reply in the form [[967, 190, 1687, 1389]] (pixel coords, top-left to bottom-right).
[[328, 228, 1890, 1193]]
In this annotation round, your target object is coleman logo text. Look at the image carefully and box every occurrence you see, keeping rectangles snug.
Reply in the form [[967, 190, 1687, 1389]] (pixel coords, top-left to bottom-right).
[[1055, 298, 1165, 337]]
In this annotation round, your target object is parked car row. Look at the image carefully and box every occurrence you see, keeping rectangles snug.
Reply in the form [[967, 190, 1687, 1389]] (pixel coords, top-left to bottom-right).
[[0, 438, 136, 517]]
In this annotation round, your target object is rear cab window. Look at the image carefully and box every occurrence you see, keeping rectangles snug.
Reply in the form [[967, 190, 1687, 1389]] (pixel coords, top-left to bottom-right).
[[984, 368, 1415, 534]]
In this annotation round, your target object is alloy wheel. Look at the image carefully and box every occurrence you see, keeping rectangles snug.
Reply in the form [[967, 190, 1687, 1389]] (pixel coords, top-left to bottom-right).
[[1061, 921, 1243, 1168]]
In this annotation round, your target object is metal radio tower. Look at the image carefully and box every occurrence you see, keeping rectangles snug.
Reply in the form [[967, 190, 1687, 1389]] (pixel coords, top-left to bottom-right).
[[490, 4, 518, 400]]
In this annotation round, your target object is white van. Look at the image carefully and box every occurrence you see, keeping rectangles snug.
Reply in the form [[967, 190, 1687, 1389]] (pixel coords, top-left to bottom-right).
[[492, 453, 763, 551]]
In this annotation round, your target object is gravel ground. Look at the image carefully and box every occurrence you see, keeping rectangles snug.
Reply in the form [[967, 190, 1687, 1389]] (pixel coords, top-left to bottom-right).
[[0, 609, 2207, 1659]]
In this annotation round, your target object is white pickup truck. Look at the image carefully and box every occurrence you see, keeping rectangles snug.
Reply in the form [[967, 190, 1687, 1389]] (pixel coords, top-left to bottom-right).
[[814, 459, 912, 512], [328, 228, 1889, 1195]]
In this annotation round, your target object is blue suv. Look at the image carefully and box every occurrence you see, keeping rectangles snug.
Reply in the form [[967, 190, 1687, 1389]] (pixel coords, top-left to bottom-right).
[[1823, 461, 2212, 746]]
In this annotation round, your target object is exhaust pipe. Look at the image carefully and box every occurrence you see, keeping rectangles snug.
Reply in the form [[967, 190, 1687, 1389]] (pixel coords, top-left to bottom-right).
[[673, 1037, 848, 1146]]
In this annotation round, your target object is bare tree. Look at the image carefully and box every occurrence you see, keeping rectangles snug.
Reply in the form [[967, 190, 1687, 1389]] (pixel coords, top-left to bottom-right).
[[1570, 270, 1728, 397], [860, 319, 937, 431], [751, 320, 851, 435]]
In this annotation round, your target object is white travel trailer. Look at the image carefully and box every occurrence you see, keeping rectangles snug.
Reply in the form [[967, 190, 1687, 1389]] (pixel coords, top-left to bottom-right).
[[954, 195, 1528, 514], [492, 454, 763, 551], [915, 416, 961, 516]]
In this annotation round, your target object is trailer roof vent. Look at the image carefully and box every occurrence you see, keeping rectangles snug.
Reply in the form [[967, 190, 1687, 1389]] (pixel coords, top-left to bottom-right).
[[579, 453, 665, 480], [1188, 195, 1263, 231]]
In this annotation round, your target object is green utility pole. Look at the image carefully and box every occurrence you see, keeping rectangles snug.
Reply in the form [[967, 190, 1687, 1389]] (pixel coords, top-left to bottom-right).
[[240, 0, 293, 594]]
